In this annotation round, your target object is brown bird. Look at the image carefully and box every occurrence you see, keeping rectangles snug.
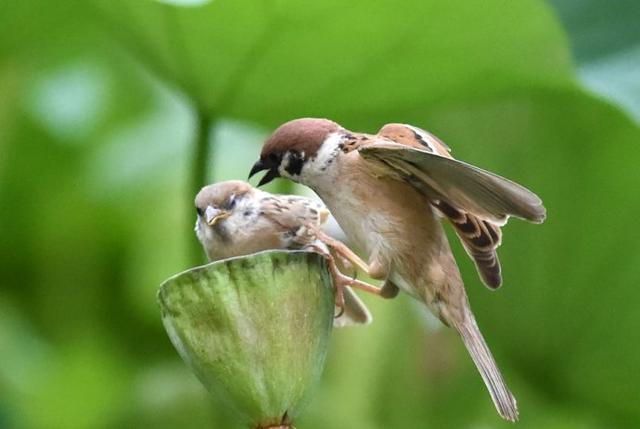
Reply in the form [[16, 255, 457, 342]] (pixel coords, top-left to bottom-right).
[[249, 118, 546, 421], [195, 180, 377, 327]]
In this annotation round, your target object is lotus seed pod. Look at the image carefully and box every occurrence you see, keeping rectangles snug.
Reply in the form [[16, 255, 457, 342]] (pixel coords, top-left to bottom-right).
[[158, 250, 335, 428]]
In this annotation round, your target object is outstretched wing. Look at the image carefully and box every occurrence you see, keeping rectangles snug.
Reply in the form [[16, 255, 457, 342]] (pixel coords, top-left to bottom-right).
[[360, 141, 545, 224], [431, 199, 503, 288], [360, 124, 546, 288], [377, 123, 452, 156]]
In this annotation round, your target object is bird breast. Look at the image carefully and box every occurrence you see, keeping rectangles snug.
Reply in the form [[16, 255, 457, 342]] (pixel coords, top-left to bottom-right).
[[309, 151, 459, 297]]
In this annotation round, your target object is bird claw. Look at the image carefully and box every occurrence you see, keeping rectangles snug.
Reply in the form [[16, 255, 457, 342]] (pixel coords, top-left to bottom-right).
[[305, 234, 384, 310], [331, 272, 350, 319]]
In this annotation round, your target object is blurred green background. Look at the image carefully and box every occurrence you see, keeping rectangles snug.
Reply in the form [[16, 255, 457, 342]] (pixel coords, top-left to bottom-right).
[[1, 1, 639, 428]]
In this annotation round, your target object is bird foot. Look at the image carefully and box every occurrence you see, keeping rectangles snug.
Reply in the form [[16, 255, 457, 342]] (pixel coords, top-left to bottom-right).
[[305, 243, 382, 316]]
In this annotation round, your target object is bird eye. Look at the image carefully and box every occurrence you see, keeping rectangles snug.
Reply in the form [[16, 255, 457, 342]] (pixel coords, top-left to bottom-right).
[[228, 194, 237, 209], [196, 207, 204, 216]]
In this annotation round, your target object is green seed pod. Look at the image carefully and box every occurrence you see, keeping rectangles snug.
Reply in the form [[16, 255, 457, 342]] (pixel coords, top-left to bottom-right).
[[158, 250, 335, 428]]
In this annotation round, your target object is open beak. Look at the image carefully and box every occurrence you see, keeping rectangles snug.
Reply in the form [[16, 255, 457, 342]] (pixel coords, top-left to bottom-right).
[[249, 160, 280, 187], [205, 206, 230, 226]]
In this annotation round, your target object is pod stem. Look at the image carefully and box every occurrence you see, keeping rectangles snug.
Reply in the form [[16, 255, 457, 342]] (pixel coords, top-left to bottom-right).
[[256, 425, 296, 429]]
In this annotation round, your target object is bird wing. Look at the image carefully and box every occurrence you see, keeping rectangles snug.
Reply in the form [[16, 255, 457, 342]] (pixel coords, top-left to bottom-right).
[[358, 124, 545, 288], [259, 194, 329, 248], [377, 123, 452, 156], [260, 193, 371, 326]]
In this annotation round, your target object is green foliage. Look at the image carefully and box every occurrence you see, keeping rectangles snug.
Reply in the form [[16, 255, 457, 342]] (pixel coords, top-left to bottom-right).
[[1, 1, 639, 428], [94, 0, 574, 128], [550, 0, 640, 121]]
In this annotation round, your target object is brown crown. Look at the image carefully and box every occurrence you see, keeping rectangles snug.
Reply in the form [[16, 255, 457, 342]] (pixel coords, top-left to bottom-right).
[[261, 118, 342, 159], [195, 180, 253, 209]]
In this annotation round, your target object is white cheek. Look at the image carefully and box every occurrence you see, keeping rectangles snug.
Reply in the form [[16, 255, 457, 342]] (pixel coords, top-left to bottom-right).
[[278, 154, 290, 176], [194, 219, 204, 239], [229, 197, 262, 230], [195, 219, 214, 258], [195, 218, 204, 238], [315, 132, 342, 166], [299, 132, 343, 183]]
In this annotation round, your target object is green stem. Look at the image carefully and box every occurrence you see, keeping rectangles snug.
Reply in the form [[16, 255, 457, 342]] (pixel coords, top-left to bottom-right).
[[259, 425, 294, 429], [191, 108, 214, 265]]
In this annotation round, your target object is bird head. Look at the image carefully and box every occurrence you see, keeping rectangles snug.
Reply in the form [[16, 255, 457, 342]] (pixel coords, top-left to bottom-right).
[[194, 180, 253, 229], [249, 118, 343, 186]]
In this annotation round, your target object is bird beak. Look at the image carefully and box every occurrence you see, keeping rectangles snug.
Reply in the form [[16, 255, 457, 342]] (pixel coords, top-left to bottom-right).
[[249, 159, 280, 187], [249, 160, 266, 178], [205, 206, 230, 226]]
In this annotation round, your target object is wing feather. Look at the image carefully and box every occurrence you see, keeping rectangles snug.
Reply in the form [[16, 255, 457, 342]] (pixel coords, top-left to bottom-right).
[[359, 141, 546, 225], [433, 200, 503, 288], [359, 131, 545, 288], [259, 194, 328, 248]]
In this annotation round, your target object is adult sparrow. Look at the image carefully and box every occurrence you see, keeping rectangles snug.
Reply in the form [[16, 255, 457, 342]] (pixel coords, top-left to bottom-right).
[[195, 180, 376, 327], [249, 118, 546, 421]]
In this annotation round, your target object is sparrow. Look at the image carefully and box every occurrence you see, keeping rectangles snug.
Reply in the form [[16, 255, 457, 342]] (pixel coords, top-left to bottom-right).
[[249, 118, 547, 421], [194, 180, 378, 327]]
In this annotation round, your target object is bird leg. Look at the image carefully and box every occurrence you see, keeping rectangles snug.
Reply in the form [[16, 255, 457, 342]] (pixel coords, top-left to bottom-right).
[[307, 224, 400, 299], [333, 251, 354, 273], [306, 224, 372, 274], [305, 243, 347, 316], [325, 252, 384, 318], [305, 241, 383, 319]]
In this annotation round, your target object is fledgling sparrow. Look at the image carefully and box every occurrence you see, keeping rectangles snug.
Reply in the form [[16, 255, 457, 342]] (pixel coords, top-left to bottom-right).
[[249, 118, 547, 421], [194, 180, 376, 327]]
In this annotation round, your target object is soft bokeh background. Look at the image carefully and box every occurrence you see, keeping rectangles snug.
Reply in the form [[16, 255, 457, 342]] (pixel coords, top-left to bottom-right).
[[1, 1, 639, 428]]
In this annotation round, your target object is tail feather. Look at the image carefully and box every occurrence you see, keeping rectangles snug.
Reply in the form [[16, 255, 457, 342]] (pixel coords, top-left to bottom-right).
[[433, 200, 504, 289], [455, 312, 518, 421], [465, 245, 502, 289]]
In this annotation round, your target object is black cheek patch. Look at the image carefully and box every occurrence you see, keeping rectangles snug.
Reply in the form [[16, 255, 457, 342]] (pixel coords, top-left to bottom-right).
[[285, 151, 305, 176]]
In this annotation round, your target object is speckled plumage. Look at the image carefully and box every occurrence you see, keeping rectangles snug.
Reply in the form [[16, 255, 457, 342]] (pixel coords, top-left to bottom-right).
[[251, 118, 547, 421], [194, 180, 371, 327]]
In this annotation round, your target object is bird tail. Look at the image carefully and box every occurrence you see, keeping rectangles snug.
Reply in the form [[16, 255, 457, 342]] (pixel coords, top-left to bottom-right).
[[454, 311, 519, 421], [334, 286, 372, 327]]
